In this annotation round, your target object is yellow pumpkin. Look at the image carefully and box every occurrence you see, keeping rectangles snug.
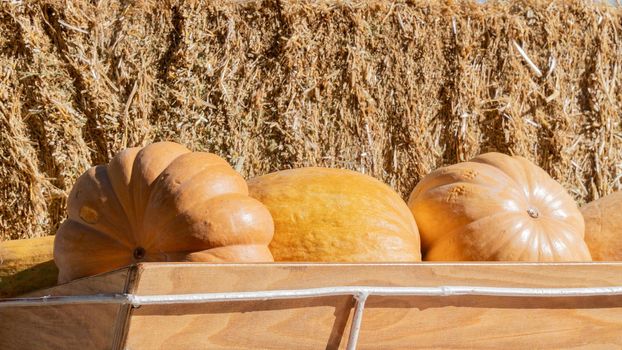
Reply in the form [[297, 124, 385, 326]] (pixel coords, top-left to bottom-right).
[[582, 191, 622, 260], [408, 152, 591, 261], [248, 167, 421, 262], [54, 142, 274, 283]]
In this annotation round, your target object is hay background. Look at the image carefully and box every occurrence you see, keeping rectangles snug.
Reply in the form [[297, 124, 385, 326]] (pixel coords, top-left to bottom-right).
[[1, 0, 621, 240]]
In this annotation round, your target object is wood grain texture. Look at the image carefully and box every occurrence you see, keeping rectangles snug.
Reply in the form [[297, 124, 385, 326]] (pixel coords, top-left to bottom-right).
[[127, 297, 355, 350], [3, 263, 622, 349], [359, 296, 622, 349], [0, 236, 57, 297], [133, 262, 622, 295], [0, 266, 133, 350], [124, 263, 622, 349]]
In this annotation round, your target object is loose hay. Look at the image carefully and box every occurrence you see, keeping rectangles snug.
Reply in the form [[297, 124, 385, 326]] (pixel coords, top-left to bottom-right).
[[1, 0, 621, 240]]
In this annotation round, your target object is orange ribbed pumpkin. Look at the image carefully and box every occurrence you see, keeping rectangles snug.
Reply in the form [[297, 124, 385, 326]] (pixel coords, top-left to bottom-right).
[[582, 191, 622, 261], [408, 153, 591, 262], [54, 142, 274, 283]]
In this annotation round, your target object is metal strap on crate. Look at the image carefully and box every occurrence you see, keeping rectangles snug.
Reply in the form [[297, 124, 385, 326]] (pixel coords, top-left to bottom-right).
[[3, 285, 622, 350]]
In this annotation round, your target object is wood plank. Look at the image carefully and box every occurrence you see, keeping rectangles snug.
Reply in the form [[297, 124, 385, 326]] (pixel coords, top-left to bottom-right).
[[124, 263, 622, 349], [359, 295, 622, 349], [0, 266, 134, 350], [23, 265, 132, 297], [127, 296, 355, 350], [0, 236, 57, 297], [133, 262, 622, 295]]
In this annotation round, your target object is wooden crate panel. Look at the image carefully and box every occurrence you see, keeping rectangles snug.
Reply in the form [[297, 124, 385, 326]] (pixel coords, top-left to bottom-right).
[[1, 262, 622, 349], [127, 297, 354, 350], [0, 267, 133, 350], [123, 263, 622, 350]]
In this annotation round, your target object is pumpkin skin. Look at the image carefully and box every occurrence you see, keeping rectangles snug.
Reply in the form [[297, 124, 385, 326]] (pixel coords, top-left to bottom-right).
[[408, 153, 591, 261], [581, 192, 622, 260], [248, 167, 421, 262], [54, 142, 274, 283]]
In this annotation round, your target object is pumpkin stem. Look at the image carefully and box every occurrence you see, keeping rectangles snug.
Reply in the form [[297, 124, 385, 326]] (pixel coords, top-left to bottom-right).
[[133, 247, 146, 260], [527, 207, 539, 219]]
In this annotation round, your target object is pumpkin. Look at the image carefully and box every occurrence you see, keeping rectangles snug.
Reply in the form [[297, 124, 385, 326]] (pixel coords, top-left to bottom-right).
[[581, 191, 622, 260], [0, 236, 56, 297], [248, 167, 421, 262], [54, 142, 274, 283], [407, 152, 591, 261]]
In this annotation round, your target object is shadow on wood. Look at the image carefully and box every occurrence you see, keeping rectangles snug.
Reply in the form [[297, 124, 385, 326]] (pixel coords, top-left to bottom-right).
[[0, 260, 58, 298]]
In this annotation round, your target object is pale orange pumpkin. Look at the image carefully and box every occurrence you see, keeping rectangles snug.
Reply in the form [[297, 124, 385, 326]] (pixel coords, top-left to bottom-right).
[[248, 167, 421, 262], [54, 142, 274, 283], [408, 152, 591, 261], [582, 191, 622, 261]]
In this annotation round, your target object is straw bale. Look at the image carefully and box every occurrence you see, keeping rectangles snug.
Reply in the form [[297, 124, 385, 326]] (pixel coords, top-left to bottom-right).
[[1, 0, 621, 240]]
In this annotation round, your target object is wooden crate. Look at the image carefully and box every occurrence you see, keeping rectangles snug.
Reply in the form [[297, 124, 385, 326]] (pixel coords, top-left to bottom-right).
[[1, 262, 622, 349]]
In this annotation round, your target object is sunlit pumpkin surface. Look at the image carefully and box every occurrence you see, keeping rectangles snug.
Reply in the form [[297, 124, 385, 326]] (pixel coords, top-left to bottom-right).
[[54, 142, 274, 283], [582, 191, 622, 261], [408, 152, 591, 262], [249, 167, 421, 262]]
